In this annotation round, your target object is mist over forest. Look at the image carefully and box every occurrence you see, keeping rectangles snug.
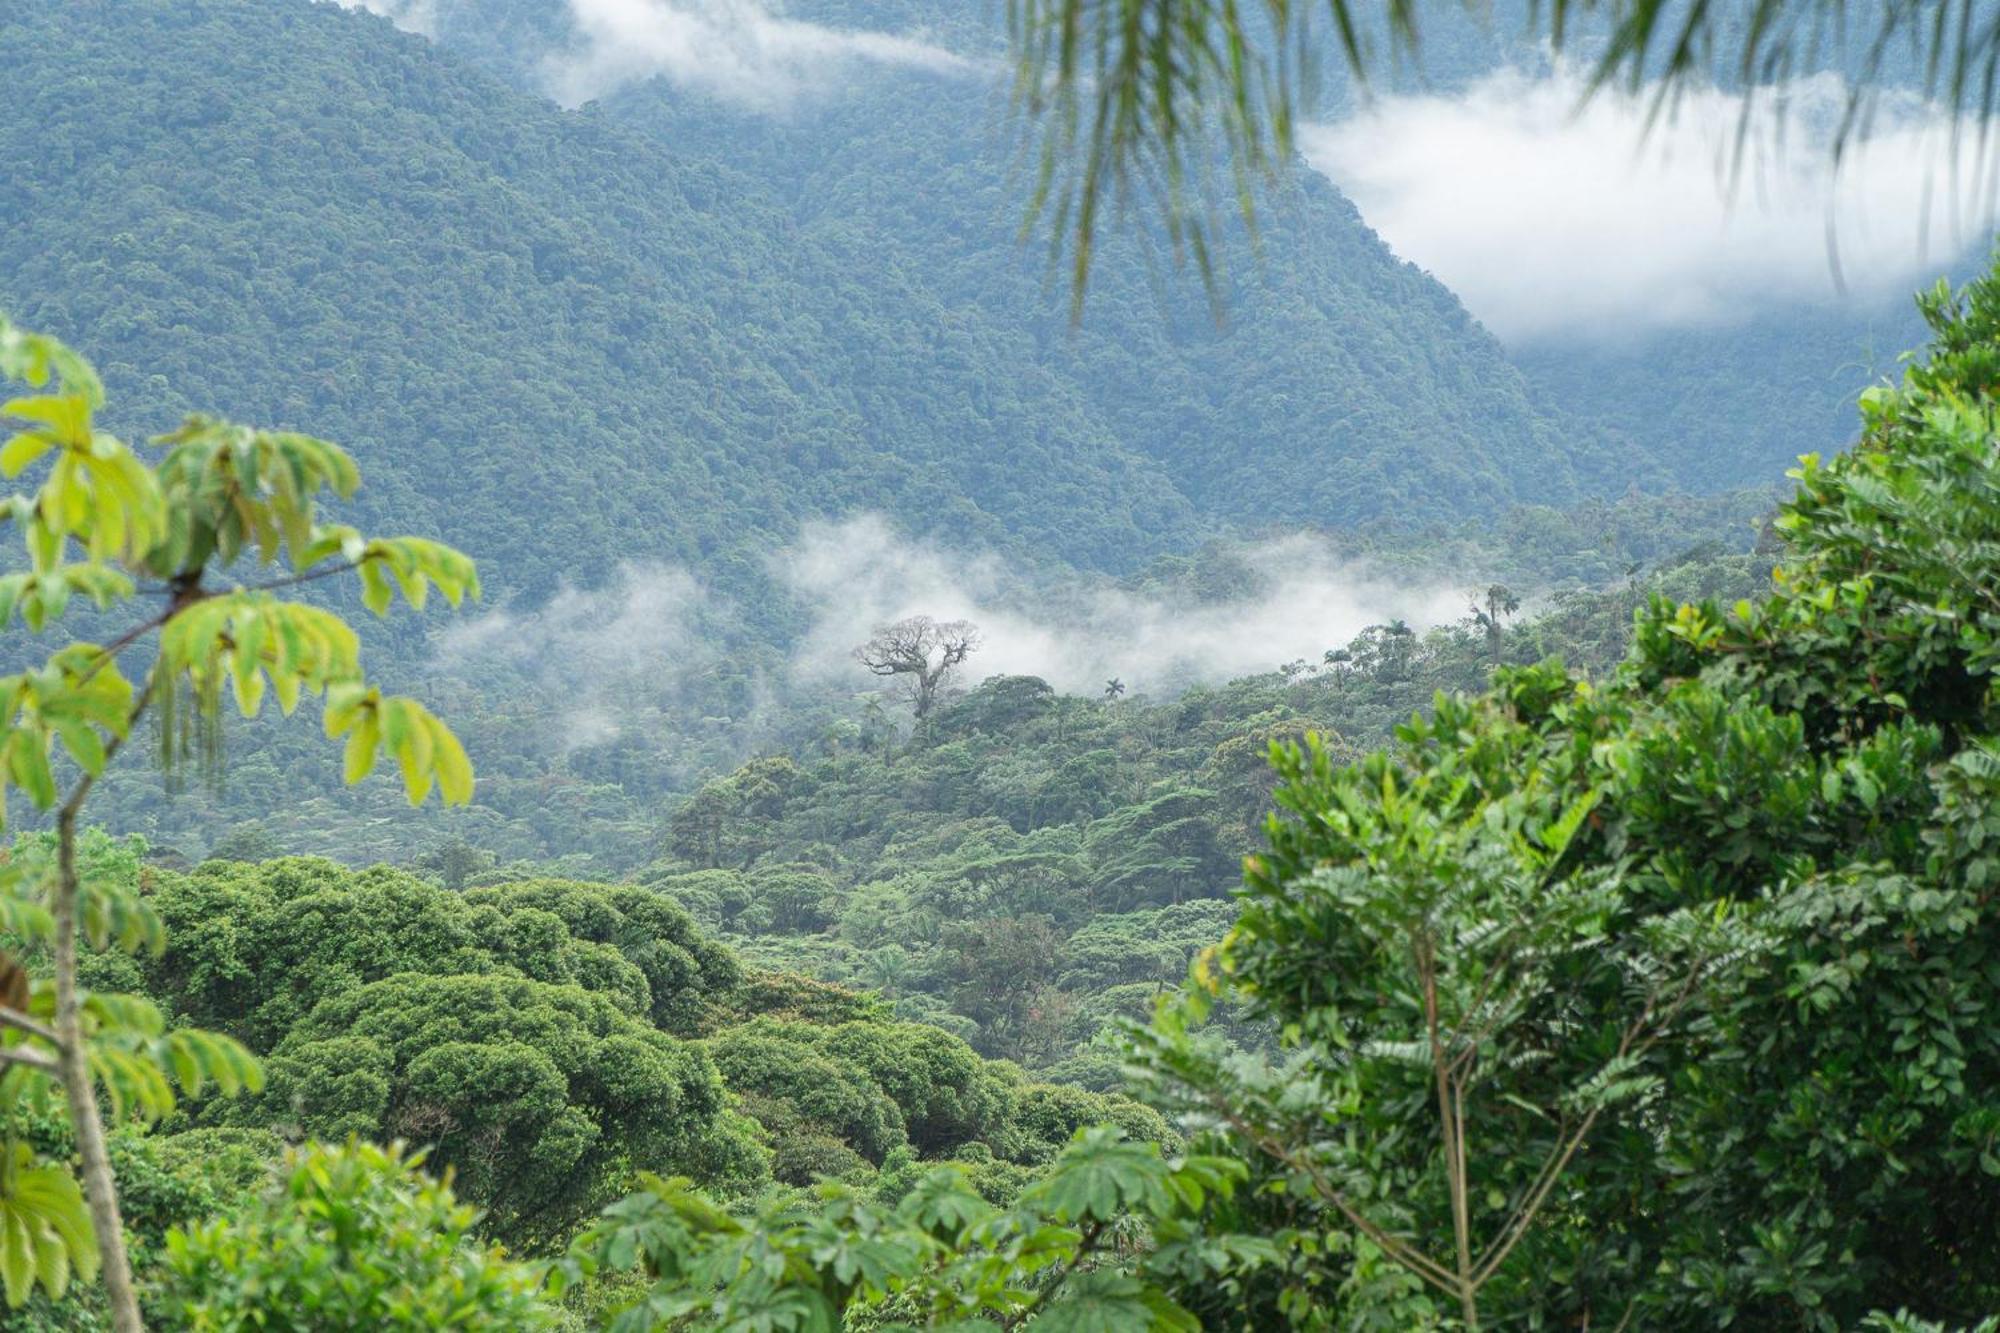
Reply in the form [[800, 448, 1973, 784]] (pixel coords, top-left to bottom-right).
[[0, 0, 1996, 1328]]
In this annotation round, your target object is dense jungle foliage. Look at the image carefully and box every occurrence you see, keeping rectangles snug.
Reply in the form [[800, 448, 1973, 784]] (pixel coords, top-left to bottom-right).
[[6, 246, 1997, 1330], [5, 0, 1893, 869], [1, 0, 1995, 1328]]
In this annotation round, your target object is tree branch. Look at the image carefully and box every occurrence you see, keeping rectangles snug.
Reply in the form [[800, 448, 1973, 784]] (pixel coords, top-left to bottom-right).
[[56, 750, 146, 1332], [1471, 1105, 1602, 1290], [242, 558, 360, 593], [1205, 1091, 1460, 1294], [1469, 946, 1721, 1291], [92, 557, 362, 679], [0, 1005, 61, 1046], [1002, 1217, 1105, 1330], [79, 607, 177, 684], [0, 1044, 58, 1075]]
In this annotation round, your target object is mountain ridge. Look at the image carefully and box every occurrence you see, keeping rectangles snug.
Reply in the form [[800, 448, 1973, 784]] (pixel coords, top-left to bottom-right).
[[1, 0, 1642, 622]]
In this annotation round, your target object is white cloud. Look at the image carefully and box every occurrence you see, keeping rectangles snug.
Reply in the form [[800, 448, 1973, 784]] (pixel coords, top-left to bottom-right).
[[435, 563, 717, 751], [435, 561, 708, 673], [543, 0, 977, 110], [1302, 67, 1999, 342], [435, 521, 1469, 747], [336, 0, 441, 37], [775, 515, 1465, 695]]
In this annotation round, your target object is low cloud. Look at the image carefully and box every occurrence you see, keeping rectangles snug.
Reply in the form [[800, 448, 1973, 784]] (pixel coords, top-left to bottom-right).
[[436, 561, 709, 674], [543, 0, 977, 110], [776, 515, 1465, 696], [337, 0, 441, 37], [1303, 67, 1997, 342], [435, 520, 1469, 749], [435, 563, 717, 751]]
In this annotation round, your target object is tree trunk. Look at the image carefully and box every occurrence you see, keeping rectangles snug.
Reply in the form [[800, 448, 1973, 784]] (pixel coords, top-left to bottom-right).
[[55, 809, 143, 1333], [1421, 937, 1479, 1332]]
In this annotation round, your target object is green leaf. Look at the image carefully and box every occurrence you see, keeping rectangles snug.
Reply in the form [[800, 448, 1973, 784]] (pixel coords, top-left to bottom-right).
[[0, 1145, 95, 1308], [0, 433, 53, 478], [343, 709, 379, 785]]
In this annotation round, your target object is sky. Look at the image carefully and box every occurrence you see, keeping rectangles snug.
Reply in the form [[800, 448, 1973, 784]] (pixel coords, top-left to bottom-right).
[[1303, 66, 2000, 343]]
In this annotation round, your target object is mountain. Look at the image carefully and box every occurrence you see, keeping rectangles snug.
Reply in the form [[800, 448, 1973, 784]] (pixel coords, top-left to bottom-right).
[[593, 72, 1636, 532], [0, 0, 1639, 632], [2, 0, 1783, 866], [1511, 301, 1938, 491], [412, 0, 1937, 518]]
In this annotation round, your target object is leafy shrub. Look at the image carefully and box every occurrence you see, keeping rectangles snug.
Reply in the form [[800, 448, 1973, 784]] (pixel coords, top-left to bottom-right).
[[160, 1141, 560, 1331]]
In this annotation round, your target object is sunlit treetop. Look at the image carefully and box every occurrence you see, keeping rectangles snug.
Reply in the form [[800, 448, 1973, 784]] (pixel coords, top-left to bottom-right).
[[0, 314, 479, 823]]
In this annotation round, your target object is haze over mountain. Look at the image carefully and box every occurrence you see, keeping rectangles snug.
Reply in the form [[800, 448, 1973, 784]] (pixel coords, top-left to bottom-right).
[[2, 0, 1648, 631], [0, 0, 1952, 863]]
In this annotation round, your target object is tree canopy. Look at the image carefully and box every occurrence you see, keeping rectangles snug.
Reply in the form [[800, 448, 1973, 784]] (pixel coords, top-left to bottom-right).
[[565, 257, 2000, 1328]]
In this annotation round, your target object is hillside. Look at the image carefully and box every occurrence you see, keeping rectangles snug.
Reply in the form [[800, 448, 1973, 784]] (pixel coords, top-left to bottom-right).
[[0, 0, 1630, 622], [792, 0, 1947, 493], [567, 0, 1936, 496], [1513, 301, 1936, 490], [0, 0, 1730, 865]]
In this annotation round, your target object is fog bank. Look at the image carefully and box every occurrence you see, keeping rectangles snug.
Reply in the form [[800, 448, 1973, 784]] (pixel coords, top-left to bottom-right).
[[544, 0, 975, 110], [777, 516, 1465, 695], [1304, 67, 1997, 342]]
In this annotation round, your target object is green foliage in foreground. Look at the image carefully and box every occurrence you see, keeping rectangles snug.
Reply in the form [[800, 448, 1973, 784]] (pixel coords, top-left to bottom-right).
[[0, 838, 1191, 1328], [161, 1140, 559, 1331], [563, 1126, 1253, 1333], [0, 304, 479, 1331], [570, 265, 2000, 1327]]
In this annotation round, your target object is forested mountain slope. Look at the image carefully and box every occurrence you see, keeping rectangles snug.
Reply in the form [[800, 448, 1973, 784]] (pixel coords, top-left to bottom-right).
[[782, 0, 1947, 493], [421, 0, 1934, 511], [0, 0, 1631, 621], [0, 0, 1168, 600], [588, 74, 1632, 530], [1511, 307, 1928, 490]]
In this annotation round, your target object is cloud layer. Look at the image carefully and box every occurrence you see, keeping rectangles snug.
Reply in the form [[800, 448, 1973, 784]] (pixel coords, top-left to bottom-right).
[[543, 0, 975, 110], [433, 516, 1465, 752], [433, 563, 718, 752], [435, 561, 710, 676], [1304, 68, 1997, 342], [775, 516, 1464, 696]]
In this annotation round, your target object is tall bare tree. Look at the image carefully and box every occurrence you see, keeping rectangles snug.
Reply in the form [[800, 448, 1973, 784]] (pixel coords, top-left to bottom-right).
[[855, 616, 980, 720], [1470, 583, 1520, 663]]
